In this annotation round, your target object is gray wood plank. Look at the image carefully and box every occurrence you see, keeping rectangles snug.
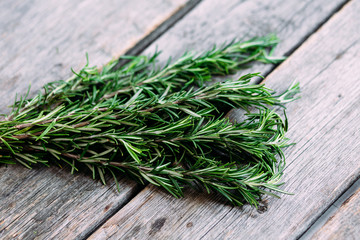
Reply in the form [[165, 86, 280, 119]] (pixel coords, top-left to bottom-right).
[[0, 0, 187, 113], [0, 0, 190, 239], [299, 172, 360, 239], [89, 0, 360, 239], [143, 0, 348, 76], [0, 165, 140, 240], [312, 188, 360, 240]]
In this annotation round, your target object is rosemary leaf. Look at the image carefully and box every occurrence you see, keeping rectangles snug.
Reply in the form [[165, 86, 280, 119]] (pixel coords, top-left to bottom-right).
[[0, 35, 299, 207]]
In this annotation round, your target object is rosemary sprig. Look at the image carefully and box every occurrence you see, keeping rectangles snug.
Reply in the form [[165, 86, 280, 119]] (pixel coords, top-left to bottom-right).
[[0, 35, 298, 207]]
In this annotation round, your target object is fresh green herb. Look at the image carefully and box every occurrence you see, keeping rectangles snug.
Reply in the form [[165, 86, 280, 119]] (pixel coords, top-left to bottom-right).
[[0, 35, 298, 207]]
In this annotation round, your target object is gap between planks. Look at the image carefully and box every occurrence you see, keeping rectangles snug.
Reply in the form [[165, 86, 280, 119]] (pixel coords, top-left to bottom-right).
[[312, 184, 360, 239], [299, 177, 360, 239], [255, 0, 352, 83], [114, 0, 201, 68]]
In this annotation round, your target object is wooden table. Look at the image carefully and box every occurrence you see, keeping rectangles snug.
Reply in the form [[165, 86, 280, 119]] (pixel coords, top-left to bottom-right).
[[1, 0, 359, 239]]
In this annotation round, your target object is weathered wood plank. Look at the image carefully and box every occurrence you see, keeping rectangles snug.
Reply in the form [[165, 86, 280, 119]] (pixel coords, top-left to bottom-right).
[[0, 0, 187, 112], [89, 0, 360, 239], [143, 0, 348, 76], [0, 165, 140, 240], [299, 172, 360, 238], [312, 187, 360, 240], [0, 0, 191, 239]]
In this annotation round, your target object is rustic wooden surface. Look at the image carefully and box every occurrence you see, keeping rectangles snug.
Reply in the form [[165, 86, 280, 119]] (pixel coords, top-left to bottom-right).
[[1, 0, 359, 239], [312, 188, 360, 240], [0, 0, 188, 112], [0, 0, 191, 239], [89, 0, 360, 239], [0, 165, 140, 240], [143, 0, 348, 76]]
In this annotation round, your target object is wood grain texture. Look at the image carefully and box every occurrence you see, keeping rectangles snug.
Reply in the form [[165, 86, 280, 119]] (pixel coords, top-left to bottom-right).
[[143, 0, 348, 76], [0, 165, 140, 240], [312, 188, 360, 240], [0, 0, 187, 113], [0, 0, 189, 239], [89, 0, 360, 239]]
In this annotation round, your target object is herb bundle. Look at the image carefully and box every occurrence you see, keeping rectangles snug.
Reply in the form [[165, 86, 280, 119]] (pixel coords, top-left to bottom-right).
[[0, 35, 299, 207]]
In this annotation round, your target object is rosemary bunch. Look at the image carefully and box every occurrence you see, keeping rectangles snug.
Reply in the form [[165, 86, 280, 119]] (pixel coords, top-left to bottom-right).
[[0, 35, 298, 207]]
